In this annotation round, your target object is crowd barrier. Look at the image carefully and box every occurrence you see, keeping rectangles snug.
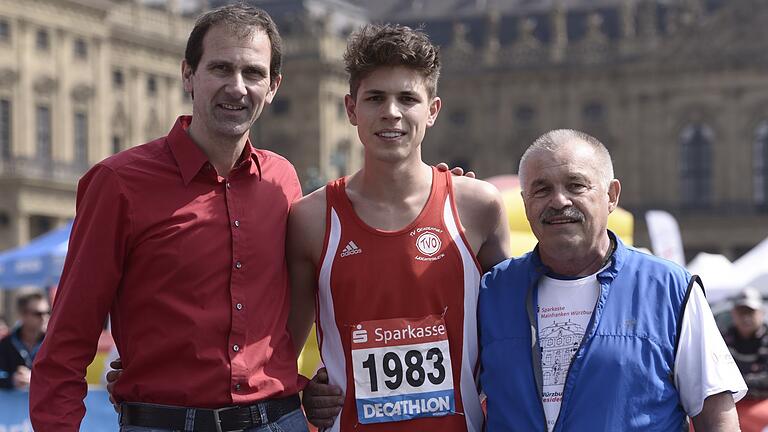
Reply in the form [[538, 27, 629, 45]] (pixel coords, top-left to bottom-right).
[[0, 388, 117, 431]]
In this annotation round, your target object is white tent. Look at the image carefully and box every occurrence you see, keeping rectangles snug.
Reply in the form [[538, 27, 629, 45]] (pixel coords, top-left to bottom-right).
[[686, 252, 749, 304], [733, 236, 768, 294]]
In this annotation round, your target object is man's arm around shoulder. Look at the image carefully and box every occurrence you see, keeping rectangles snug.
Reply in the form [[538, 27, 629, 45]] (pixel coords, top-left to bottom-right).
[[286, 189, 326, 355]]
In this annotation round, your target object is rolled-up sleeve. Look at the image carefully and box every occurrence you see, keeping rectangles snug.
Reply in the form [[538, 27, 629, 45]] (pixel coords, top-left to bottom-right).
[[30, 164, 132, 431]]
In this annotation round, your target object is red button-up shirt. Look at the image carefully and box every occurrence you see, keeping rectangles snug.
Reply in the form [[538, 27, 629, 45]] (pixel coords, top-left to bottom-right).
[[30, 116, 303, 431]]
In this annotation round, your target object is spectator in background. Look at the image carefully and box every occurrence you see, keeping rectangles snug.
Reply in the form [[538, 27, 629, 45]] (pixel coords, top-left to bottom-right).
[[0, 316, 9, 340], [724, 286, 768, 400], [0, 292, 49, 390]]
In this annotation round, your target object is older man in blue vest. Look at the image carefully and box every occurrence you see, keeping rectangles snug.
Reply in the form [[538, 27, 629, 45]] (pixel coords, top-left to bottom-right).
[[479, 129, 746, 431]]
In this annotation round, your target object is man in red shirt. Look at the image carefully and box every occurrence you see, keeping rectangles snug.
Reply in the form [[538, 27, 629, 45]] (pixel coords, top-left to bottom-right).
[[29, 5, 308, 432], [287, 24, 511, 431]]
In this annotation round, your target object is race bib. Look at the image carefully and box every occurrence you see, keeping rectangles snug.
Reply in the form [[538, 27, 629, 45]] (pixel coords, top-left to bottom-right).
[[350, 315, 456, 424]]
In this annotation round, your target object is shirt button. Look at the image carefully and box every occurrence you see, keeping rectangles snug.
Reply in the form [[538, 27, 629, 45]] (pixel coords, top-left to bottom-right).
[[236, 303, 243, 310], [226, 182, 231, 189], [235, 261, 242, 269], [235, 383, 241, 391], [233, 344, 240, 352], [234, 220, 240, 227]]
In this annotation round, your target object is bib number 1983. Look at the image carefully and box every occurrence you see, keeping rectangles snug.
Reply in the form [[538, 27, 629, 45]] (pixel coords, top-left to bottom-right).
[[350, 315, 456, 424], [361, 347, 446, 391]]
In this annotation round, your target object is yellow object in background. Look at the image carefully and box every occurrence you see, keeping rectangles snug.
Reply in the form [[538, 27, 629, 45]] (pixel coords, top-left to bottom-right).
[[298, 324, 321, 378], [86, 351, 109, 385]]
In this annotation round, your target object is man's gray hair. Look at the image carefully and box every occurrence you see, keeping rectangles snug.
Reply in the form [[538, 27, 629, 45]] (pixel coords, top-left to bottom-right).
[[518, 129, 614, 189]]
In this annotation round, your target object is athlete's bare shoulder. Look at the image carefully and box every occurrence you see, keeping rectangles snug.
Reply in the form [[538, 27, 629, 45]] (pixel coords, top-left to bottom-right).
[[451, 176, 512, 271], [288, 186, 328, 263], [451, 175, 502, 209], [291, 186, 326, 220]]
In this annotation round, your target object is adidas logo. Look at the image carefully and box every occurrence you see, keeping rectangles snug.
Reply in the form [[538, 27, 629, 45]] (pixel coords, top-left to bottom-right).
[[340, 241, 363, 257]]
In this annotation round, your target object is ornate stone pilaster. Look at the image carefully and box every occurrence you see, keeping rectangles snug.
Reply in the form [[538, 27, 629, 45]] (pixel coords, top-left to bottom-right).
[[483, 10, 501, 66], [443, 22, 474, 68], [575, 13, 609, 64], [505, 18, 544, 66], [638, 0, 658, 40], [621, 0, 637, 39], [549, 0, 567, 63]]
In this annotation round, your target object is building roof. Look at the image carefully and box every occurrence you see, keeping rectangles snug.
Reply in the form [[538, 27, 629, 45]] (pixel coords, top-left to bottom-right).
[[352, 0, 726, 20]]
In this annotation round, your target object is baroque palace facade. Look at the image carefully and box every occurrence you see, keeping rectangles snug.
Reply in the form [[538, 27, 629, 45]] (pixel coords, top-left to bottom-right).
[[1, 0, 766, 262], [393, 0, 768, 260], [239, 0, 768, 259], [0, 0, 192, 249]]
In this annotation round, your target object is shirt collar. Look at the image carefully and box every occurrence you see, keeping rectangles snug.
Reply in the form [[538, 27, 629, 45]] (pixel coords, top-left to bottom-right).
[[528, 229, 625, 279], [167, 116, 262, 186]]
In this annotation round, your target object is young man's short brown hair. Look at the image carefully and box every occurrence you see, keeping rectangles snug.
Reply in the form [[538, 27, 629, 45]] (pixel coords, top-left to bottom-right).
[[344, 24, 441, 99]]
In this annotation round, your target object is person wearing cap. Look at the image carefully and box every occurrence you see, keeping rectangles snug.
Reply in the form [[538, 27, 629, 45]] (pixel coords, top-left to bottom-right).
[[723, 287, 768, 401]]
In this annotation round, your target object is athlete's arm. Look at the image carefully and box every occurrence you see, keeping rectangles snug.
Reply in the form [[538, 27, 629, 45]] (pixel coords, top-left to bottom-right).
[[691, 391, 740, 432], [286, 189, 326, 355], [453, 177, 512, 271], [288, 189, 346, 427]]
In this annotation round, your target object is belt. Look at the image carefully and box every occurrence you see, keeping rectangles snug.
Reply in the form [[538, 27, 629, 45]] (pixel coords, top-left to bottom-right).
[[120, 394, 301, 432]]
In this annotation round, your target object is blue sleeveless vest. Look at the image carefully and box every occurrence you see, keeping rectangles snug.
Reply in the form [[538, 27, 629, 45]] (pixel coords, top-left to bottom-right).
[[479, 232, 691, 431]]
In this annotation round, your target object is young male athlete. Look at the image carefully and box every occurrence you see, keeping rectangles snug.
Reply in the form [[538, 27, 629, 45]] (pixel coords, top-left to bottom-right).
[[287, 24, 511, 432]]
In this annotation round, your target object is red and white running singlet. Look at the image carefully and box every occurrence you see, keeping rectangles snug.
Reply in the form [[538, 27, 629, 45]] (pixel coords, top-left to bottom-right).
[[315, 168, 483, 432]]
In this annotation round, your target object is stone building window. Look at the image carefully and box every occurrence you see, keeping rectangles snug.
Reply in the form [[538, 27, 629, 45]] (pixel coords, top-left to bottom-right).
[[36, 105, 52, 161], [679, 124, 713, 207], [74, 112, 88, 165], [147, 75, 157, 96], [74, 38, 88, 60], [272, 98, 291, 116], [29, 215, 55, 239], [448, 109, 468, 126], [515, 105, 536, 124], [0, 99, 10, 160], [36, 29, 49, 51], [331, 139, 351, 175], [113, 69, 124, 88], [582, 101, 605, 123], [754, 120, 768, 207], [0, 19, 10, 43], [35, 105, 53, 160], [112, 135, 122, 154]]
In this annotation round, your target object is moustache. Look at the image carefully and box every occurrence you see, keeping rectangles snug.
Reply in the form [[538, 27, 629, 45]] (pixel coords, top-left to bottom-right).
[[540, 207, 585, 224]]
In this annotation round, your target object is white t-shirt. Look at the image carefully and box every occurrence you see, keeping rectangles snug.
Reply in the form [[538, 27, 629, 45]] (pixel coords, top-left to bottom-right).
[[537, 270, 746, 431], [538, 273, 601, 431]]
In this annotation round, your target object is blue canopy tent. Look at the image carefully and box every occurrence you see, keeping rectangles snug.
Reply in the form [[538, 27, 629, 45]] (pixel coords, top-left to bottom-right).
[[0, 221, 72, 289]]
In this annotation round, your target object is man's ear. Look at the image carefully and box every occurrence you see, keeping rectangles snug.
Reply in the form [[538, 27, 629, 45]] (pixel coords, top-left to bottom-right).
[[344, 94, 358, 126], [607, 179, 621, 213], [265, 74, 282, 104], [181, 60, 194, 96], [426, 96, 442, 128]]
